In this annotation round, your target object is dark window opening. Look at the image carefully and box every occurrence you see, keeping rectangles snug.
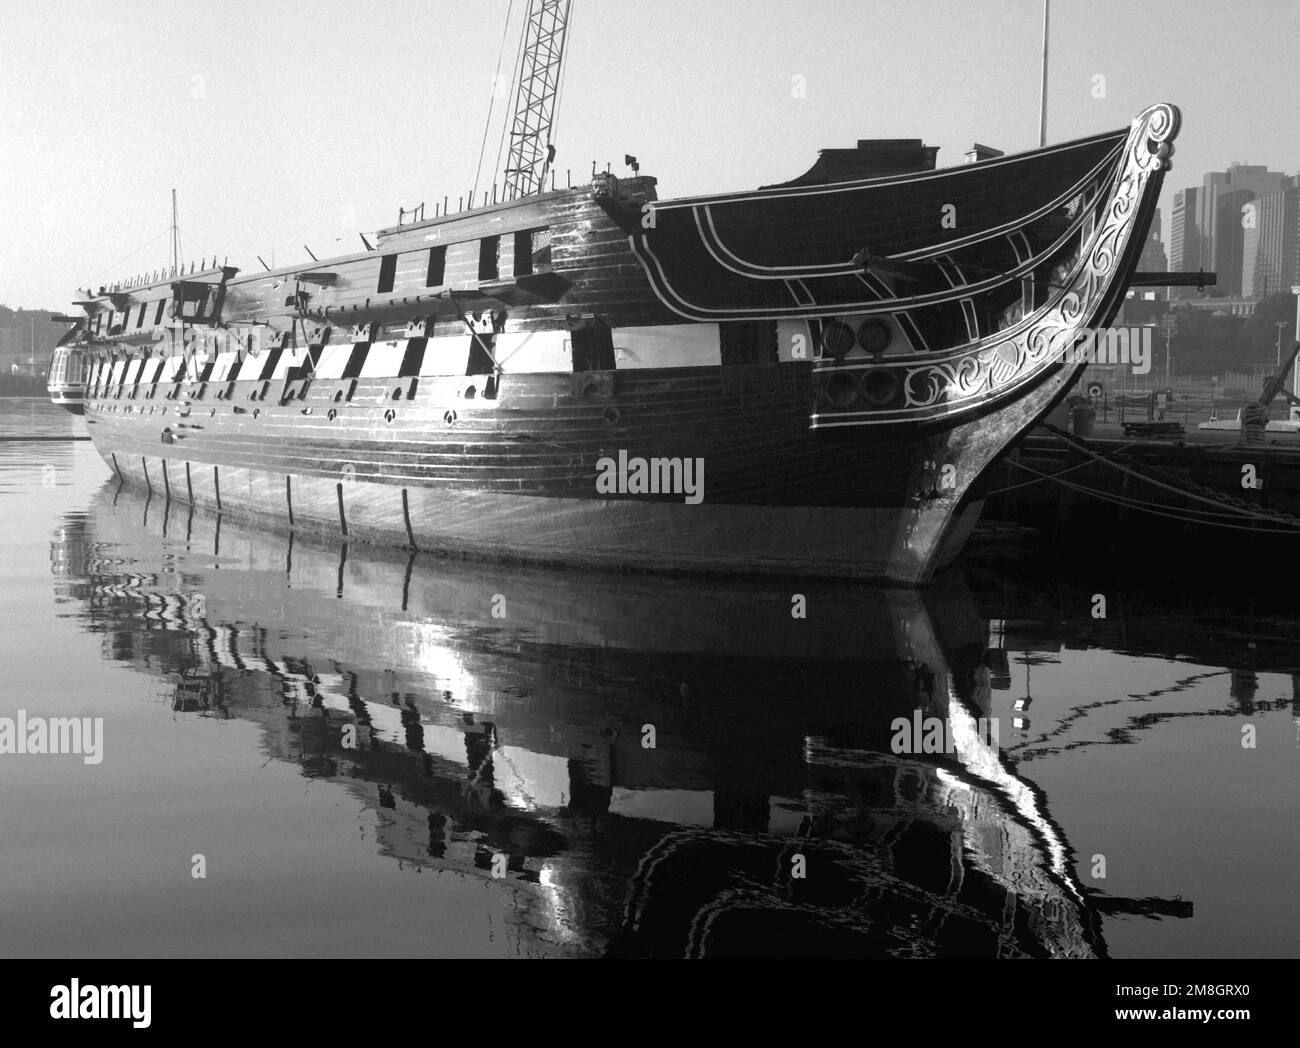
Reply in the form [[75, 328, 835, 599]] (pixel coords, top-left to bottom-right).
[[154, 299, 166, 325], [377, 254, 398, 294], [466, 335, 496, 375], [199, 360, 216, 383], [136, 304, 147, 328], [478, 236, 500, 281], [176, 285, 216, 321], [719, 321, 779, 366], [531, 228, 552, 273], [571, 322, 615, 372], [513, 229, 546, 277], [426, 245, 447, 287]]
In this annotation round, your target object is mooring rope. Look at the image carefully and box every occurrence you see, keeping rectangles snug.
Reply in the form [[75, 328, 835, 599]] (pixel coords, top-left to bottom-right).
[[1014, 424, 1300, 532]]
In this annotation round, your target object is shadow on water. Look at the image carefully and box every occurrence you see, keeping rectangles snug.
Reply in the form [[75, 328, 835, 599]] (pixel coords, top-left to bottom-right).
[[48, 477, 1270, 958]]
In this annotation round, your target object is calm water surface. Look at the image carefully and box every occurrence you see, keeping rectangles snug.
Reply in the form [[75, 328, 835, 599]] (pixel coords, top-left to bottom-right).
[[1, 398, 1297, 958]]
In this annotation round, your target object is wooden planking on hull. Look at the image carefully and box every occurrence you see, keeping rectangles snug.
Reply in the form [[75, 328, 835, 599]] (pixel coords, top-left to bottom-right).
[[85, 347, 1072, 583], [106, 451, 966, 582], [85, 365, 941, 508]]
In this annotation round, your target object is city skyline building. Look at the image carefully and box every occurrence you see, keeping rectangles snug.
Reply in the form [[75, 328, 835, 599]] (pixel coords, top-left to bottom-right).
[[1168, 187, 1200, 299], [1195, 163, 1288, 296], [1242, 175, 1300, 299]]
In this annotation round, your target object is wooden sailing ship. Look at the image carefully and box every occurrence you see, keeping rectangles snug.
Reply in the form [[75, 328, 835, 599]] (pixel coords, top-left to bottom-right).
[[48, 0, 1181, 583]]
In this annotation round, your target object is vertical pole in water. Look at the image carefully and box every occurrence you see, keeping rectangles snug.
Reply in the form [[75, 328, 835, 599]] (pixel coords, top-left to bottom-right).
[[1038, 0, 1050, 148]]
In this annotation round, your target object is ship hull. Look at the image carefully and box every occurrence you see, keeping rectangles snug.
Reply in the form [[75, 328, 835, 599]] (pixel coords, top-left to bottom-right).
[[49, 391, 85, 415], [69, 103, 1181, 584], [87, 365, 997, 582]]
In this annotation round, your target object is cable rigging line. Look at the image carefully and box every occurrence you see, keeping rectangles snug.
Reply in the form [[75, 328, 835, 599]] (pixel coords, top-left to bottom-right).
[[473, 0, 517, 203], [1010, 459, 1300, 534], [86, 227, 172, 287], [1040, 422, 1300, 527], [493, 2, 529, 200]]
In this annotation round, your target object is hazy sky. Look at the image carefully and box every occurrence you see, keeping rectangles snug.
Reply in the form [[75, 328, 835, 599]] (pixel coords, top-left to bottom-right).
[[3, 0, 1298, 309]]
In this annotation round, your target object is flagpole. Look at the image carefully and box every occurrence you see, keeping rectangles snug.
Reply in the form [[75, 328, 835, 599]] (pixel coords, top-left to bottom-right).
[[1039, 0, 1050, 147]]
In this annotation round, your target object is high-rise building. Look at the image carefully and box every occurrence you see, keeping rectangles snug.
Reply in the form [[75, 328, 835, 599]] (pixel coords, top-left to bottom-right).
[[1168, 188, 1199, 298], [1197, 164, 1288, 296], [1212, 187, 1258, 297], [1242, 175, 1300, 299], [1134, 206, 1167, 300]]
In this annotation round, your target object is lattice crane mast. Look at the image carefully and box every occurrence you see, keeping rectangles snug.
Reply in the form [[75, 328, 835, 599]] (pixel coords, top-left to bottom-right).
[[501, 0, 572, 200]]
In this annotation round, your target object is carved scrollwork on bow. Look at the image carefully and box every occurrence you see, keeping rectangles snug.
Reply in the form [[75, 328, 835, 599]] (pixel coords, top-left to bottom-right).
[[878, 104, 1181, 415]]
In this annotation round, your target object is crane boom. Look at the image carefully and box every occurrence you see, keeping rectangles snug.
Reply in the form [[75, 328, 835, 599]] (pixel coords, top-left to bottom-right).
[[502, 0, 572, 200]]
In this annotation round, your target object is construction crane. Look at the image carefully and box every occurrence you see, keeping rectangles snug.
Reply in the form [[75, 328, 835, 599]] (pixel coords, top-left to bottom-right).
[[501, 0, 572, 200]]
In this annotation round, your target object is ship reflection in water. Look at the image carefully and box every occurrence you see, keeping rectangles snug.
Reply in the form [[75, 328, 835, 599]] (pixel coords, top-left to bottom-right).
[[50, 482, 1211, 958]]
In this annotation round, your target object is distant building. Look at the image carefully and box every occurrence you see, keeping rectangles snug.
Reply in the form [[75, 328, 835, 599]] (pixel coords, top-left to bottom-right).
[[0, 307, 67, 376], [1242, 175, 1300, 299], [1168, 188, 1199, 299], [1137, 206, 1167, 296], [1176, 296, 1258, 317], [1118, 289, 1168, 326], [1211, 187, 1258, 297], [1196, 164, 1288, 296]]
